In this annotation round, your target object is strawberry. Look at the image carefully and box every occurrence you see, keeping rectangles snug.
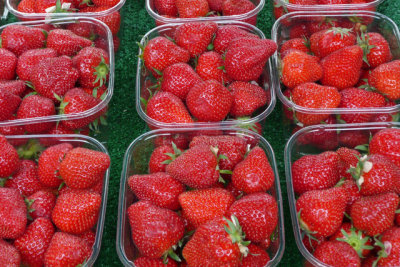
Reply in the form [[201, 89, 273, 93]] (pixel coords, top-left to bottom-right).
[[14, 217, 55, 267], [179, 188, 235, 228], [30, 56, 79, 102], [38, 143, 73, 188], [303, 235, 326, 253], [292, 151, 340, 195], [281, 50, 323, 89], [127, 201, 184, 259], [16, 95, 56, 134], [296, 187, 348, 238], [186, 80, 232, 122], [369, 60, 400, 101], [94, 7, 121, 35], [143, 37, 190, 77], [339, 130, 370, 149], [337, 147, 361, 181], [47, 29, 92, 57], [370, 128, 400, 168], [313, 240, 361, 267], [149, 145, 176, 173], [318, 0, 350, 3], [59, 147, 110, 189], [17, 0, 36, 13], [0, 135, 19, 177], [0, 187, 27, 239], [92, 0, 119, 6], [222, 0, 257, 25], [0, 88, 21, 122], [35, 0, 74, 13], [154, 134, 189, 150], [1, 25, 46, 57], [5, 160, 43, 196], [0, 116, 26, 144], [213, 25, 259, 54], [307, 18, 340, 35], [26, 190, 56, 220], [292, 82, 341, 126], [358, 32, 392, 68], [160, 63, 202, 101], [0, 80, 26, 97], [175, 0, 209, 18], [320, 45, 363, 89], [225, 37, 277, 82], [207, 0, 224, 11], [280, 38, 310, 57], [128, 172, 185, 210], [94, 35, 120, 52], [376, 227, 400, 266], [154, 0, 178, 16], [0, 240, 21, 266], [44, 232, 92, 267], [342, 180, 362, 214], [228, 81, 267, 117], [66, 22, 95, 39], [84, 85, 107, 100], [310, 27, 356, 58], [231, 146, 275, 194], [241, 244, 270, 266], [0, 49, 17, 81], [289, 23, 310, 39], [174, 22, 218, 58], [77, 230, 96, 248], [166, 144, 219, 189], [146, 91, 193, 125], [350, 192, 399, 236], [17, 48, 57, 81], [134, 257, 179, 267], [196, 51, 230, 83], [224, 121, 263, 148], [52, 189, 101, 234]]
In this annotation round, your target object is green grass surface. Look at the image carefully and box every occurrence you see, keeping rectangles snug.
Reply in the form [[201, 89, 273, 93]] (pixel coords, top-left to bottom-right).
[[2, 0, 400, 265]]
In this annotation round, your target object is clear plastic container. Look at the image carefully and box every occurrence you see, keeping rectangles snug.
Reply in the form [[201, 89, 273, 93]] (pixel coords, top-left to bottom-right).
[[136, 21, 276, 129], [116, 127, 285, 266], [271, 11, 400, 134], [284, 122, 400, 267], [0, 17, 114, 132], [5, 134, 111, 266], [146, 0, 264, 25]]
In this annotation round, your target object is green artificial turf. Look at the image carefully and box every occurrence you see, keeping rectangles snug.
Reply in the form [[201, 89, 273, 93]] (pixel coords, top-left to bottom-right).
[[2, 0, 400, 265]]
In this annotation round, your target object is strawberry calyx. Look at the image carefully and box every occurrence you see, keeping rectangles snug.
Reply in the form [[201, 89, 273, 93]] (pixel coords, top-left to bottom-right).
[[373, 236, 390, 267], [46, 0, 72, 13], [162, 245, 181, 264], [357, 32, 376, 67], [93, 55, 110, 88], [211, 147, 233, 184], [223, 215, 250, 257], [162, 142, 182, 165], [24, 198, 35, 220], [326, 27, 353, 39], [0, 178, 7, 187], [348, 155, 373, 190], [17, 139, 43, 160], [336, 227, 373, 258]]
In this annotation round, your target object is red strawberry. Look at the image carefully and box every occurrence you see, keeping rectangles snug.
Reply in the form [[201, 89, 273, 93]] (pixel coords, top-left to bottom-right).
[[94, 7, 121, 35], [77, 230, 96, 248], [0, 135, 19, 177], [134, 257, 179, 267], [0, 80, 26, 97], [16, 95, 56, 134], [338, 130, 370, 149], [94, 35, 120, 52], [0, 187, 27, 239], [1, 25, 46, 56], [66, 22, 95, 39], [320, 45, 363, 90], [342, 180, 362, 214], [154, 0, 178, 16], [376, 227, 400, 267], [128, 172, 185, 210], [296, 187, 348, 238], [232, 146, 275, 194], [179, 188, 235, 228], [143, 37, 190, 77], [310, 27, 356, 58], [5, 160, 43, 196], [92, 0, 119, 6], [26, 190, 56, 220], [370, 128, 400, 168], [35, 0, 74, 13], [196, 51, 230, 83], [46, 29, 92, 57], [292, 151, 340, 195], [174, 22, 218, 58], [0, 49, 17, 80], [280, 38, 310, 56], [241, 244, 270, 266], [0, 116, 26, 144], [0, 240, 21, 266], [14, 217, 55, 267], [0, 88, 21, 122], [228, 81, 267, 117], [84, 85, 107, 100], [369, 60, 400, 101], [313, 240, 361, 267], [149, 145, 176, 173], [292, 82, 341, 126], [303, 235, 326, 253], [281, 50, 323, 89], [350, 192, 399, 236], [337, 147, 361, 180], [222, 0, 257, 25], [17, 48, 57, 81], [30, 56, 79, 102], [175, 0, 209, 18], [166, 144, 219, 189], [358, 32, 392, 68], [44, 232, 92, 267], [160, 63, 202, 101], [289, 23, 310, 39], [52, 189, 101, 234], [154, 134, 189, 150], [186, 80, 232, 122], [225, 37, 277, 82], [307, 18, 340, 35], [213, 25, 259, 54], [127, 201, 184, 258], [59, 147, 110, 189], [207, 0, 224, 11], [17, 0, 36, 13]]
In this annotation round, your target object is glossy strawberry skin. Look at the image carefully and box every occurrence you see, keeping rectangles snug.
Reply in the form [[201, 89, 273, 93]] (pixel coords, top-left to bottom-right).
[[46, 29, 92, 57], [17, 0, 36, 13], [213, 25, 259, 54], [311, 28, 356, 58], [0, 88, 21, 122], [154, 134, 189, 150], [338, 130, 369, 149], [154, 0, 178, 16], [0, 187, 27, 239], [222, 0, 257, 25], [175, 0, 209, 18], [148, 145, 174, 173], [241, 244, 270, 267], [361, 32, 392, 68], [0, 239, 21, 266], [280, 38, 310, 56], [0, 48, 17, 80], [229, 81, 267, 117], [94, 7, 121, 35], [313, 241, 361, 267], [378, 227, 400, 266], [5, 160, 43, 197], [0, 80, 26, 97], [0, 135, 20, 178], [1, 25, 46, 57], [337, 147, 361, 181], [26, 190, 56, 220], [134, 257, 179, 267], [196, 51, 230, 84], [17, 48, 57, 81], [370, 128, 400, 168], [66, 22, 95, 39], [369, 60, 400, 101]]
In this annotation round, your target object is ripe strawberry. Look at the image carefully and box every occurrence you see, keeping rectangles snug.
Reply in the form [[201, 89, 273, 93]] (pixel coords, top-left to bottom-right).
[[160, 63, 202, 101], [225, 37, 277, 82], [174, 22, 218, 58], [38, 143, 73, 188], [175, 0, 209, 18], [231, 146, 274, 194], [296, 187, 348, 238], [213, 25, 259, 54], [222, 0, 257, 25], [154, 134, 189, 150], [66, 22, 95, 39], [17, 0, 36, 13], [0, 116, 26, 145], [196, 51, 230, 83], [0, 135, 19, 177], [370, 101, 398, 132], [146, 91, 193, 125], [179, 188, 235, 228], [351, 192, 399, 236], [143, 37, 190, 77], [0, 187, 27, 239], [370, 128, 400, 168], [0, 49, 17, 81], [44, 232, 92, 267], [92, 0, 119, 6], [94, 35, 120, 52], [1, 25, 46, 56], [342, 180, 362, 215], [369, 60, 400, 101], [228, 81, 267, 117], [376, 227, 400, 267], [241, 243, 270, 266], [337, 147, 361, 180], [128, 172, 185, 210], [280, 38, 310, 57], [0, 80, 26, 97], [292, 151, 340, 195], [289, 23, 310, 39], [35, 0, 75, 13], [17, 48, 57, 81], [186, 80, 232, 122], [47, 29, 92, 57], [303, 235, 326, 253], [5, 160, 43, 196], [166, 144, 219, 189], [0, 240, 21, 266], [0, 88, 21, 122], [14, 217, 55, 267], [135, 257, 178, 267], [310, 27, 356, 58], [77, 230, 96, 248], [320, 45, 363, 89], [154, 0, 178, 16], [358, 32, 392, 68], [94, 7, 121, 35], [30, 56, 79, 102], [307, 18, 340, 35], [59, 147, 110, 189], [313, 240, 361, 267], [292, 82, 341, 126], [26, 190, 56, 220], [149, 145, 176, 173], [318, 0, 350, 3], [52, 189, 101, 234], [338, 130, 370, 149], [83, 85, 107, 100], [281, 50, 323, 89], [127, 201, 184, 258]]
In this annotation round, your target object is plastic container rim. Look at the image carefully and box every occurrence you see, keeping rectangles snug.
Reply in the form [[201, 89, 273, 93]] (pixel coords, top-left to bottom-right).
[[273, 0, 385, 10]]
